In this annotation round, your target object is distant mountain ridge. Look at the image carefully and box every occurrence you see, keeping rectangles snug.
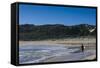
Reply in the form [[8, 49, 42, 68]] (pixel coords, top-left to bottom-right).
[[19, 24, 96, 41]]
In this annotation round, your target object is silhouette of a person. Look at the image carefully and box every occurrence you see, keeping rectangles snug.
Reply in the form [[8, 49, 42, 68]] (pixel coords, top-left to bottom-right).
[[81, 44, 84, 52]]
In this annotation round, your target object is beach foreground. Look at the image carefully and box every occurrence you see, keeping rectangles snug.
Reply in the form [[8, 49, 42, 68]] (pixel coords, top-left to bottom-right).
[[19, 38, 96, 64]]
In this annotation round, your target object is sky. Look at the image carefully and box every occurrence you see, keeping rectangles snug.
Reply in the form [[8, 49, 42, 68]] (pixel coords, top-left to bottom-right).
[[19, 4, 96, 25]]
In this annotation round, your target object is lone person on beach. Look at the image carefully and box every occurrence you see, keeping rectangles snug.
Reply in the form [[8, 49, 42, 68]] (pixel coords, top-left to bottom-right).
[[81, 44, 84, 52]]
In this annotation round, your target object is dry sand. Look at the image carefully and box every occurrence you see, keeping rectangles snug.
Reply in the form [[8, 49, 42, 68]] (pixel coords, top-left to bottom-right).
[[19, 38, 96, 47]]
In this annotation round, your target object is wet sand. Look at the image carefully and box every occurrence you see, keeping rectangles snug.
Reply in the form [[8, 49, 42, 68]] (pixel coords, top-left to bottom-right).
[[19, 38, 96, 64]]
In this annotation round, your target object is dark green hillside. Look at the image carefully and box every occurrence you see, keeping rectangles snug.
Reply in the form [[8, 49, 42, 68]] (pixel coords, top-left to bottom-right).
[[19, 24, 96, 41]]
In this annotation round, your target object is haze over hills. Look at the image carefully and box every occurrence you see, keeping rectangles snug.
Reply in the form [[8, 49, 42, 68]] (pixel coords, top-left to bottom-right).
[[19, 24, 96, 41]]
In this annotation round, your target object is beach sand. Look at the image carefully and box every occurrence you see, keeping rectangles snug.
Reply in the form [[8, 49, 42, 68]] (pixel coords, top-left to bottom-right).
[[19, 38, 96, 64], [20, 38, 96, 45]]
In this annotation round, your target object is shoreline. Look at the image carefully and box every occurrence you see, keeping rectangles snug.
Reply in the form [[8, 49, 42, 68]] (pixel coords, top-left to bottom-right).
[[19, 38, 96, 64], [19, 38, 96, 47]]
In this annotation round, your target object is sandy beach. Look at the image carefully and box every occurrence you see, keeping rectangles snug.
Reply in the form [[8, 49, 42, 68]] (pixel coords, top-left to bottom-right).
[[20, 38, 96, 45], [19, 38, 96, 64]]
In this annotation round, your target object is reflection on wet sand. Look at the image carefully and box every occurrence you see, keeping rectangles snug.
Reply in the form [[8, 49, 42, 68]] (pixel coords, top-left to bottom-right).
[[19, 41, 96, 64]]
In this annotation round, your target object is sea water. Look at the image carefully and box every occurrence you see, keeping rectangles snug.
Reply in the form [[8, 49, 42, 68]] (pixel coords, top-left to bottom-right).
[[19, 44, 80, 64]]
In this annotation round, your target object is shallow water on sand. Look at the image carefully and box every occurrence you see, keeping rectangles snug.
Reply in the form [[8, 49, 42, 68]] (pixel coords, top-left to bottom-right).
[[19, 44, 95, 64]]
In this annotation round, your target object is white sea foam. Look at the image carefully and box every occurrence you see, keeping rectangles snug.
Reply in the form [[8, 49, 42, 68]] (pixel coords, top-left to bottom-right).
[[19, 44, 95, 64]]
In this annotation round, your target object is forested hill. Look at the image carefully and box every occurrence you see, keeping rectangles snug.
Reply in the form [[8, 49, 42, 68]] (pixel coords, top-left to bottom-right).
[[19, 24, 96, 41]]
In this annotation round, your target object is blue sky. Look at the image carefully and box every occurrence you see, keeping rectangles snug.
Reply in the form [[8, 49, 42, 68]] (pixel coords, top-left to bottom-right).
[[19, 4, 96, 25]]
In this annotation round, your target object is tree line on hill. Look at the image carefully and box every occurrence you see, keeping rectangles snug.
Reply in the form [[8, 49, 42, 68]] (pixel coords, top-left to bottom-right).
[[19, 24, 96, 41]]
